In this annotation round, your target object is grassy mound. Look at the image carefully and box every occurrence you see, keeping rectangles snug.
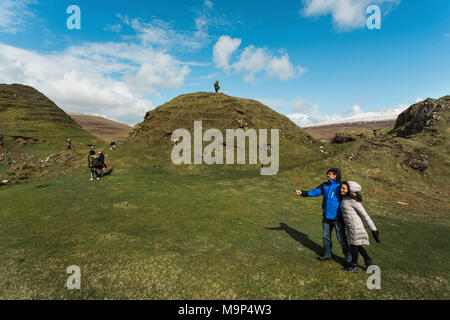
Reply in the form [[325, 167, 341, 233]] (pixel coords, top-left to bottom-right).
[[122, 92, 324, 171], [0, 84, 100, 153]]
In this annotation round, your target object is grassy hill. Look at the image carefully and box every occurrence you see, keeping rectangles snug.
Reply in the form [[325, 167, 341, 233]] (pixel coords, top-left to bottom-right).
[[0, 89, 448, 299], [123, 92, 324, 172], [69, 113, 132, 143], [0, 84, 105, 183], [0, 84, 100, 154]]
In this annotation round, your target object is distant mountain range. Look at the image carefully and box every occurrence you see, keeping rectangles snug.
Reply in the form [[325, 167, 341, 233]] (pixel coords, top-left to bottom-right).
[[303, 107, 406, 128], [303, 120, 396, 140]]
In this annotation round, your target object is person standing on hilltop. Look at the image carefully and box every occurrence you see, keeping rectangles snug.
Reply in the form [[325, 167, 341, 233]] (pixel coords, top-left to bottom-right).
[[295, 168, 353, 268], [214, 80, 220, 93]]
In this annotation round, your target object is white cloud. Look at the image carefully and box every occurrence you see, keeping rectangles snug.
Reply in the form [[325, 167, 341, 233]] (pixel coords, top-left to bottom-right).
[[204, 0, 214, 9], [118, 0, 225, 52], [297, 66, 307, 76], [291, 97, 313, 112], [105, 23, 122, 33], [0, 43, 156, 124], [343, 105, 363, 116], [285, 97, 341, 126], [0, 0, 36, 34], [233, 46, 268, 79], [117, 14, 130, 25], [213, 36, 305, 82], [127, 18, 209, 51], [255, 98, 288, 111], [0, 38, 195, 124], [213, 35, 242, 70], [300, 0, 401, 31], [287, 113, 312, 127], [255, 96, 320, 114], [287, 98, 341, 126], [124, 53, 191, 95], [288, 109, 342, 127], [266, 54, 297, 80]]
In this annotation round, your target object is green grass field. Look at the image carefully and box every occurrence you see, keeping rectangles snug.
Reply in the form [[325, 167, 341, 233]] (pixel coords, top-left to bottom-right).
[[0, 157, 448, 299], [0, 87, 448, 299]]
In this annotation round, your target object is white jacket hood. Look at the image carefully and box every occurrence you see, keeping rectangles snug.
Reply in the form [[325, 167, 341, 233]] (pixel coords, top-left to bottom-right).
[[347, 181, 362, 193]]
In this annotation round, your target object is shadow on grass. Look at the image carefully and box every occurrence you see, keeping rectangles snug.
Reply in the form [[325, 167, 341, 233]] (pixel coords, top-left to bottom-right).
[[266, 222, 346, 266], [100, 166, 114, 177]]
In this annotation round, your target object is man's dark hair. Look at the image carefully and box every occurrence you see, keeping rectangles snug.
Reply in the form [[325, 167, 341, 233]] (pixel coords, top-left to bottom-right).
[[328, 169, 338, 176], [326, 167, 341, 183], [89, 150, 95, 155]]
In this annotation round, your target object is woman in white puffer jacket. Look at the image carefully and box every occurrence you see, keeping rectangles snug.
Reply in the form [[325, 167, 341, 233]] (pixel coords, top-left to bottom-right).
[[340, 181, 380, 273]]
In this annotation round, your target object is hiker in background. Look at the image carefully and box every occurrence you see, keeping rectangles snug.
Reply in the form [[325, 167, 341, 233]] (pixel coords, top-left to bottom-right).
[[340, 181, 380, 273], [295, 168, 353, 267], [88, 150, 100, 181], [110, 141, 118, 151], [97, 151, 106, 176], [214, 80, 220, 93], [67, 139, 72, 151]]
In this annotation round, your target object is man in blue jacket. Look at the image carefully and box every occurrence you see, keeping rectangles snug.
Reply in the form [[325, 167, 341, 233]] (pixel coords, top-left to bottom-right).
[[295, 168, 352, 265]]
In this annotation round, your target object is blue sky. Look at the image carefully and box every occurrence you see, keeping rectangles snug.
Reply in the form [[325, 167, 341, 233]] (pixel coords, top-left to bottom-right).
[[0, 0, 449, 125]]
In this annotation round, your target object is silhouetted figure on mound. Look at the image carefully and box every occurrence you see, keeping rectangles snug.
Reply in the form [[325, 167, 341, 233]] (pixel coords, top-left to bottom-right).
[[214, 80, 220, 93]]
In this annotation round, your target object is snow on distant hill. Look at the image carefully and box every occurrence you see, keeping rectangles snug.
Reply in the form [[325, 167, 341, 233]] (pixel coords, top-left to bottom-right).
[[302, 106, 408, 128]]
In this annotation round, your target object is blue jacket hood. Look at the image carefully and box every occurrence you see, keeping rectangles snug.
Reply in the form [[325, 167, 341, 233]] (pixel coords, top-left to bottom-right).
[[327, 168, 342, 183]]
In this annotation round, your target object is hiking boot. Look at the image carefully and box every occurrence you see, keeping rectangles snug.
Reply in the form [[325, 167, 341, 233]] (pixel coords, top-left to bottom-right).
[[342, 264, 359, 273], [364, 260, 377, 273], [317, 255, 331, 261], [343, 260, 352, 268], [365, 259, 374, 268]]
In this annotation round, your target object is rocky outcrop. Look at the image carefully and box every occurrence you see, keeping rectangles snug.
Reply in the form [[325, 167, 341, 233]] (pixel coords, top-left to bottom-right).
[[331, 132, 358, 144], [402, 148, 437, 173], [393, 96, 450, 137], [1, 150, 78, 182]]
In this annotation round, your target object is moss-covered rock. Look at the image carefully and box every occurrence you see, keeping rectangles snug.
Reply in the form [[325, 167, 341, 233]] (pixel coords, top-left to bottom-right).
[[392, 96, 450, 137]]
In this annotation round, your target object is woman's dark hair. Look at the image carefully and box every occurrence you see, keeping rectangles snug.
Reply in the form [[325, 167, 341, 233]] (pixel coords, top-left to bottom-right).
[[341, 181, 361, 202]]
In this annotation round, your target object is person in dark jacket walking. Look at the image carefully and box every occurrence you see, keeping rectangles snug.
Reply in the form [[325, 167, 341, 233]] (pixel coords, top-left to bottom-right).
[[295, 168, 353, 265], [97, 151, 106, 176], [88, 150, 100, 181]]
